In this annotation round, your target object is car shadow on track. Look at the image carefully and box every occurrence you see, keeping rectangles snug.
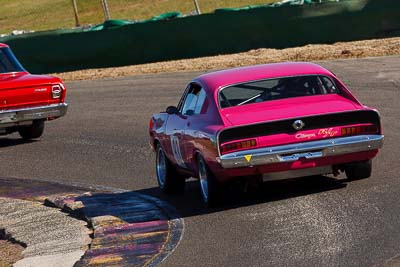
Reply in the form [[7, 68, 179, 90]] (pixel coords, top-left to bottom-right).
[[0, 138, 36, 148], [136, 175, 348, 219]]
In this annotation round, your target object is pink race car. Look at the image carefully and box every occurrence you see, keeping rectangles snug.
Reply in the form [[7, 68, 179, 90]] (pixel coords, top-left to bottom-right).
[[149, 62, 383, 206]]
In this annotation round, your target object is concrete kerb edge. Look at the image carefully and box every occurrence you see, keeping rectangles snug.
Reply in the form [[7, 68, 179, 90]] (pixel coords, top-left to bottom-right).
[[0, 227, 27, 249], [32, 178, 184, 266]]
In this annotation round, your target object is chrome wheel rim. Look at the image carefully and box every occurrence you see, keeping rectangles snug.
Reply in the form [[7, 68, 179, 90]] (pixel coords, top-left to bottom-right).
[[198, 158, 209, 203], [156, 148, 166, 189]]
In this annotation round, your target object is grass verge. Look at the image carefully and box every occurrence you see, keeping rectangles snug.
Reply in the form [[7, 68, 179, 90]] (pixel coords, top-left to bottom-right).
[[0, 0, 275, 34]]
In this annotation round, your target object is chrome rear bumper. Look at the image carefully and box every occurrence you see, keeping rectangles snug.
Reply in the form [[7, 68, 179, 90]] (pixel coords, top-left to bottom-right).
[[0, 103, 68, 127], [217, 135, 384, 169]]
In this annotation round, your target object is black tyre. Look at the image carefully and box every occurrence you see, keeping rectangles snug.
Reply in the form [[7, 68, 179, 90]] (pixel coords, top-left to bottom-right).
[[156, 144, 185, 194], [345, 160, 372, 181], [18, 120, 45, 140], [197, 155, 220, 207]]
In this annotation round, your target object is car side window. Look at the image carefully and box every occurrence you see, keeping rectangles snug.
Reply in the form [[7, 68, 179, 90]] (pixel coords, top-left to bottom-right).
[[182, 92, 197, 115], [0, 49, 18, 73], [194, 89, 206, 114], [180, 84, 205, 116]]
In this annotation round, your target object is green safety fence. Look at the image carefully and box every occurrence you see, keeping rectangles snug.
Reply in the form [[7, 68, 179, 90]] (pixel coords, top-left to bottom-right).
[[87, 12, 182, 31], [0, 0, 399, 74], [214, 0, 338, 12]]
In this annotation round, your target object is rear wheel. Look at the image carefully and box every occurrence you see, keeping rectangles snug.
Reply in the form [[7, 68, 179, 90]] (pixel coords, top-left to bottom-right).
[[156, 144, 185, 194], [197, 155, 220, 207], [18, 120, 45, 140], [345, 160, 372, 181]]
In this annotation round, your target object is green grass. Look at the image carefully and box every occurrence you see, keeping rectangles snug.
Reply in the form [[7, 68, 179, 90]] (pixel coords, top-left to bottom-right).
[[0, 0, 276, 34]]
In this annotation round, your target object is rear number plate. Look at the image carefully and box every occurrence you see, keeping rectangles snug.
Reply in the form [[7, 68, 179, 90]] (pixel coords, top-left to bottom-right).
[[280, 151, 323, 162]]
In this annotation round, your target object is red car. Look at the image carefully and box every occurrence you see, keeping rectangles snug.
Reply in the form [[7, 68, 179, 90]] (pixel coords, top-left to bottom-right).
[[149, 62, 384, 206], [0, 43, 67, 139]]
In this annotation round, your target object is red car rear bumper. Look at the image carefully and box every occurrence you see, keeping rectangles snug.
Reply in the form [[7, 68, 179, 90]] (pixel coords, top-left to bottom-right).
[[0, 103, 68, 128]]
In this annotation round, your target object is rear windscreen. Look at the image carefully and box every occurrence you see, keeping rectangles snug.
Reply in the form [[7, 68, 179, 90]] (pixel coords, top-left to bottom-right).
[[219, 75, 340, 108], [0, 47, 25, 73]]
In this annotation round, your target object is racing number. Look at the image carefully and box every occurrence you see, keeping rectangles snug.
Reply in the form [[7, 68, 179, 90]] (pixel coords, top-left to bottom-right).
[[171, 135, 186, 168]]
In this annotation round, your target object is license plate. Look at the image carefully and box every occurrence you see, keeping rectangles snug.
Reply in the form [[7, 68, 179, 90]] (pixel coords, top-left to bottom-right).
[[280, 151, 323, 162], [0, 112, 17, 123]]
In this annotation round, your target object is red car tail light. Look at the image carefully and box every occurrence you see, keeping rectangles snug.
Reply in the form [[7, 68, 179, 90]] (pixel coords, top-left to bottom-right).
[[149, 118, 154, 129], [341, 125, 379, 136], [52, 84, 62, 99], [220, 139, 257, 155]]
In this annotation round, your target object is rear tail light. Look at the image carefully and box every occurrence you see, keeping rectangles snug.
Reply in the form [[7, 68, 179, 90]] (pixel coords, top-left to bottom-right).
[[341, 125, 379, 136], [52, 85, 62, 99], [149, 118, 154, 130], [220, 139, 257, 155]]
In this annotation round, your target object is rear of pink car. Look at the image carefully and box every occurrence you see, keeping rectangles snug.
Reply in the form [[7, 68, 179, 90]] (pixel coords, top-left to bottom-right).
[[150, 62, 383, 207], [204, 64, 383, 183]]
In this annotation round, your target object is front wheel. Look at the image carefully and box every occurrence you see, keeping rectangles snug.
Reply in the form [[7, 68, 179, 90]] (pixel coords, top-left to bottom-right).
[[156, 144, 185, 194], [197, 155, 220, 207], [18, 120, 45, 140], [345, 160, 372, 181]]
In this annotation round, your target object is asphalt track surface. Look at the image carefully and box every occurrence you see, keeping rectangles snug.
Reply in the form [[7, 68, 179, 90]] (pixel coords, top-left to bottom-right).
[[1, 56, 399, 266]]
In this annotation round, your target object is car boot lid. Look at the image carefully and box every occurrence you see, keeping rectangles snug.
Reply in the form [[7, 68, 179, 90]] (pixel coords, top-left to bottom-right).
[[0, 72, 62, 91], [219, 94, 363, 126]]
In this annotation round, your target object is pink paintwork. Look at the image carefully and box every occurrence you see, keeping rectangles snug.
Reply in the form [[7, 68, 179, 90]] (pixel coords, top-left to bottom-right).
[[150, 62, 383, 204], [0, 43, 67, 139], [219, 94, 361, 126]]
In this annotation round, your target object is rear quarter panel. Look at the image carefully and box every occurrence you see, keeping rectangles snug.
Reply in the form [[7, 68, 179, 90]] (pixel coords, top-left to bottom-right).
[[185, 123, 223, 175], [183, 83, 225, 174]]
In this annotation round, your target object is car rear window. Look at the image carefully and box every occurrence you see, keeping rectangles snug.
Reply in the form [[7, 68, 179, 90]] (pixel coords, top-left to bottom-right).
[[0, 48, 25, 73], [219, 75, 340, 108]]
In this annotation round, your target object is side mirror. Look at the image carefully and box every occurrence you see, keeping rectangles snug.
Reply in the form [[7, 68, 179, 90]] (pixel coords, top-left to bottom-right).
[[166, 106, 178, 115]]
